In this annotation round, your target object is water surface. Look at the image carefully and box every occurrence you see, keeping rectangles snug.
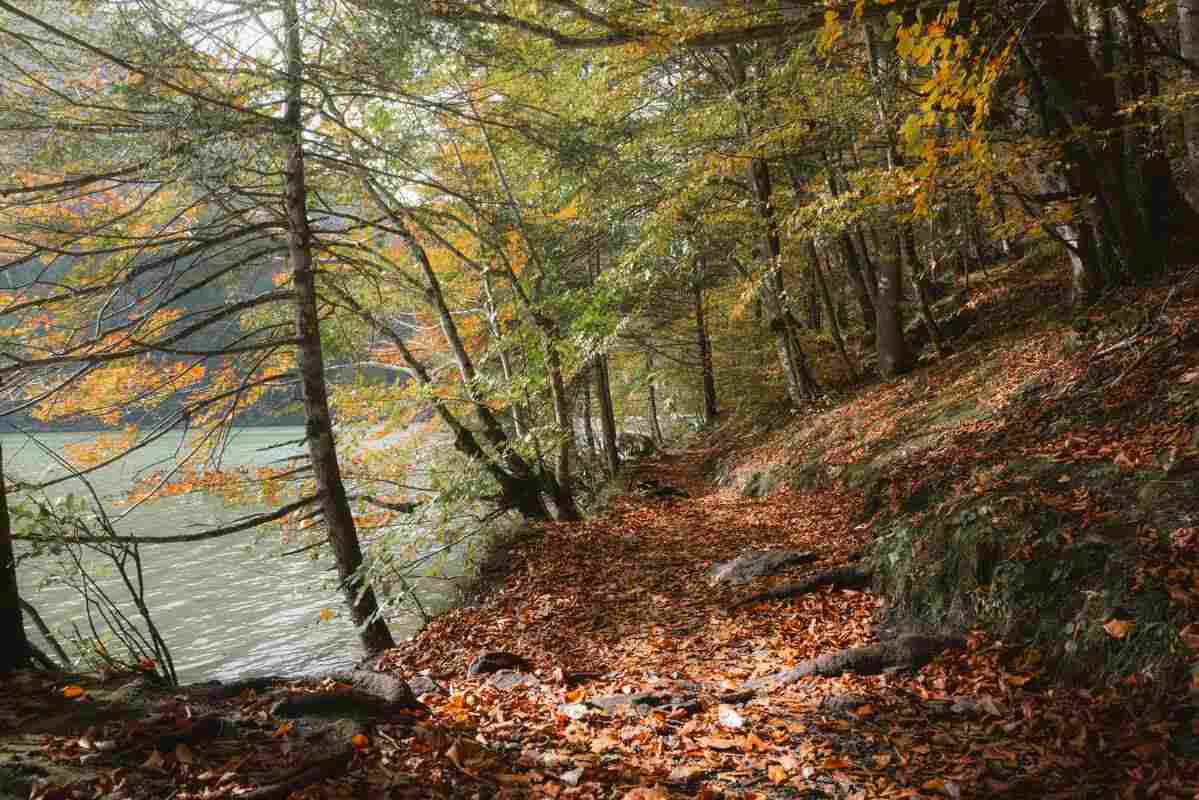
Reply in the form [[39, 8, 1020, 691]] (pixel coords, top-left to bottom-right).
[[5, 428, 433, 681]]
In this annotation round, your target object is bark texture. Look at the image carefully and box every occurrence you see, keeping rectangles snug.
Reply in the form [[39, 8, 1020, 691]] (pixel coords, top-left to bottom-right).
[[283, 0, 393, 654], [0, 445, 27, 674]]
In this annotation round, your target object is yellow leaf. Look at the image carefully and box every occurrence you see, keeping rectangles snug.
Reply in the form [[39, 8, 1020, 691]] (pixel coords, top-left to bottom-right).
[[768, 763, 788, 783], [1104, 618, 1134, 639], [318, 608, 336, 622]]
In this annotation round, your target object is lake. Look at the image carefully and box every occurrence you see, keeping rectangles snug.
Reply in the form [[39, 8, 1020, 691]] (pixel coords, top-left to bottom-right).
[[3, 427, 450, 682]]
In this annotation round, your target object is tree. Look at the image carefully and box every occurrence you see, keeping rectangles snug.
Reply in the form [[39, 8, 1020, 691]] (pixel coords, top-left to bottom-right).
[[0, 0, 395, 653], [0, 445, 28, 674]]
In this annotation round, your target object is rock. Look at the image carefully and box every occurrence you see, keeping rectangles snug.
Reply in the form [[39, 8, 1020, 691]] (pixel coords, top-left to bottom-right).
[[617, 432, 656, 458], [717, 704, 745, 729], [406, 675, 446, 697], [270, 690, 389, 721], [587, 691, 668, 713], [586, 690, 698, 716], [556, 702, 591, 720], [563, 671, 603, 687], [467, 650, 533, 677], [344, 669, 421, 707], [635, 479, 689, 500], [485, 670, 539, 690], [707, 549, 820, 586]]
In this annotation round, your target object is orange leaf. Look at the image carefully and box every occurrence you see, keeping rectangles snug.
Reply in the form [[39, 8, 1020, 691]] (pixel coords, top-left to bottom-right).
[[1104, 618, 1134, 639], [768, 763, 788, 783], [698, 736, 740, 751], [351, 733, 370, 749], [61, 684, 85, 699]]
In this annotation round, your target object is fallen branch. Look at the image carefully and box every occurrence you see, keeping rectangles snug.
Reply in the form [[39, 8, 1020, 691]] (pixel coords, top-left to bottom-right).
[[743, 634, 966, 691], [732, 564, 872, 609]]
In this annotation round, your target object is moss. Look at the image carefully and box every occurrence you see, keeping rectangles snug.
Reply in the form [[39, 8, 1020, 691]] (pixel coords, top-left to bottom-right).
[[787, 457, 831, 491], [741, 470, 779, 499]]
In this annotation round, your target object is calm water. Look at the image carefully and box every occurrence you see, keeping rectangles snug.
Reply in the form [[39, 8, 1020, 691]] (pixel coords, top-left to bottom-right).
[[4, 428, 442, 682]]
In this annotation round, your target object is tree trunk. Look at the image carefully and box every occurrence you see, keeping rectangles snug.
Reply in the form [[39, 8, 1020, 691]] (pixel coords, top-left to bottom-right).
[[594, 354, 620, 478], [283, 0, 393, 655], [646, 350, 665, 446], [1021, 0, 1161, 280], [863, 23, 912, 375], [875, 253, 911, 378], [1183, 0, 1199, 210], [806, 239, 857, 380], [581, 380, 596, 457], [902, 227, 946, 355], [546, 341, 582, 520], [1115, 1, 1172, 260], [694, 276, 719, 426], [822, 152, 876, 328], [0, 446, 27, 674], [726, 46, 815, 406]]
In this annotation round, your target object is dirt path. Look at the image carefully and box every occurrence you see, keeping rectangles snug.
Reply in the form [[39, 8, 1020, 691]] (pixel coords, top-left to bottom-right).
[[378, 451, 1199, 799]]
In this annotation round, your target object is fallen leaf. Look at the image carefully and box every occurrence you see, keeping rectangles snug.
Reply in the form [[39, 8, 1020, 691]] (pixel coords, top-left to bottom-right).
[[668, 766, 702, 782], [351, 733, 370, 750], [590, 734, 620, 754], [718, 704, 745, 729], [698, 736, 739, 750], [175, 743, 194, 764], [1104, 618, 1134, 639], [61, 685, 85, 699], [767, 763, 788, 783]]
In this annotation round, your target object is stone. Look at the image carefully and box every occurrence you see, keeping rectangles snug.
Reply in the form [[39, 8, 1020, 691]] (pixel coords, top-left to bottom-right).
[[467, 650, 533, 677], [270, 690, 387, 721], [707, 549, 820, 586], [585, 690, 699, 717], [556, 702, 591, 720], [617, 432, 656, 458], [485, 670, 539, 691], [407, 675, 446, 697]]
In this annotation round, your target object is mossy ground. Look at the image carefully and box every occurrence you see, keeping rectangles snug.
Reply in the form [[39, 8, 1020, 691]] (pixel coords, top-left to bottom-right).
[[705, 257, 1199, 686]]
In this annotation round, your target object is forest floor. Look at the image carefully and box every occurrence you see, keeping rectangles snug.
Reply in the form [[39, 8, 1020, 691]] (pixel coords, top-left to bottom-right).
[[5, 259, 1199, 799], [5, 444, 1197, 800]]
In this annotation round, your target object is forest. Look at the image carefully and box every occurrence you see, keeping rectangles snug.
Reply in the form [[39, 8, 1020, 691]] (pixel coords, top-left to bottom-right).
[[1, 0, 1199, 797]]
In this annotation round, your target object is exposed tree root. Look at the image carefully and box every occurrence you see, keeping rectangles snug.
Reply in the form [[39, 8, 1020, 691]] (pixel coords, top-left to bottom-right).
[[732, 563, 873, 608], [742, 634, 967, 691]]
